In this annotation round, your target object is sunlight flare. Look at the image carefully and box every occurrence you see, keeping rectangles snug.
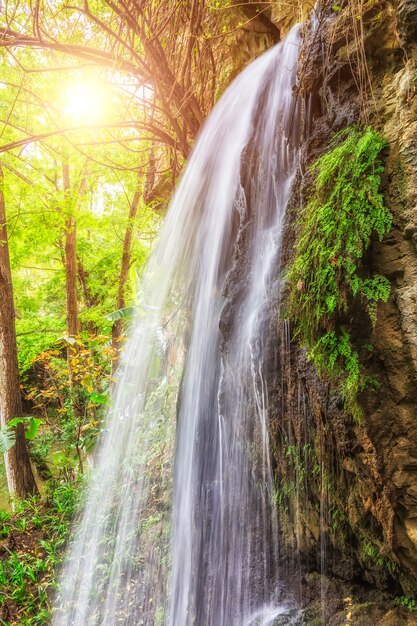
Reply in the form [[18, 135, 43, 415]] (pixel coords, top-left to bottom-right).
[[63, 80, 110, 124]]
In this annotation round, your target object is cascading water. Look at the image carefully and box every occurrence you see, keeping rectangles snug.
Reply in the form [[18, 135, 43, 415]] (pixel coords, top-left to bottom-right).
[[53, 25, 302, 626]]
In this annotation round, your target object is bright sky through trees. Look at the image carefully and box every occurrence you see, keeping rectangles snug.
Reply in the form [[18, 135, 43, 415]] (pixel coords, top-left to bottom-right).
[[63, 80, 111, 124]]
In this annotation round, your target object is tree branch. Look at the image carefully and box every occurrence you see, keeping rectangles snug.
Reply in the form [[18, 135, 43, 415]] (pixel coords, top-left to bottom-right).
[[0, 121, 176, 154], [0, 26, 139, 74], [16, 329, 65, 337]]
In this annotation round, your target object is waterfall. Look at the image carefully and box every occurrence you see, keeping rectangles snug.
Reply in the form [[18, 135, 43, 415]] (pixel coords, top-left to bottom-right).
[[53, 24, 302, 626]]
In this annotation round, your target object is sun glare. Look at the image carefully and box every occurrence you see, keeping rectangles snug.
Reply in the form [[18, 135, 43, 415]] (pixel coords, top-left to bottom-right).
[[63, 81, 109, 124]]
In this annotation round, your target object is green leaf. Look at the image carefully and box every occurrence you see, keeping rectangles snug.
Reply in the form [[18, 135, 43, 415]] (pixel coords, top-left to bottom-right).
[[0, 425, 16, 452], [90, 392, 110, 405], [8, 416, 42, 440], [332, 4, 341, 10], [8, 417, 25, 427], [25, 417, 42, 440], [105, 306, 137, 322]]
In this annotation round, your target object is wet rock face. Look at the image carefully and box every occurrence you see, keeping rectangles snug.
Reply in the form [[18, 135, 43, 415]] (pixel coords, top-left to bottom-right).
[[270, 0, 311, 34], [397, 0, 417, 46], [351, 1, 417, 589], [369, 51, 417, 593], [269, 0, 417, 604]]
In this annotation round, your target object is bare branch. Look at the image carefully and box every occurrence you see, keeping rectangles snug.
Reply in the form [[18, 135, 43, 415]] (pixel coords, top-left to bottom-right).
[[0, 121, 176, 154], [16, 329, 64, 336]]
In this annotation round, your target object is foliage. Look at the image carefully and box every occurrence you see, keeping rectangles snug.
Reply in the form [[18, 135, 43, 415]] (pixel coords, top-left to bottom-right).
[[287, 127, 391, 418], [274, 441, 323, 519], [394, 596, 417, 612], [359, 540, 398, 577], [8, 418, 41, 442], [0, 426, 16, 454], [16, 325, 64, 377], [284, 442, 320, 488], [24, 334, 116, 471], [105, 306, 137, 322], [0, 479, 82, 625]]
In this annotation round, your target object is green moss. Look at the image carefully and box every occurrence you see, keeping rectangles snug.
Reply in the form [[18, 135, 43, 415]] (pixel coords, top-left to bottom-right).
[[287, 127, 391, 419]]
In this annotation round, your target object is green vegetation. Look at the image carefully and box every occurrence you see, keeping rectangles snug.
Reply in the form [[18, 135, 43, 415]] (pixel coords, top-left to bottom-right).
[[26, 334, 116, 471], [0, 479, 82, 625], [287, 127, 391, 419], [359, 540, 398, 577], [394, 596, 417, 612], [284, 442, 321, 487]]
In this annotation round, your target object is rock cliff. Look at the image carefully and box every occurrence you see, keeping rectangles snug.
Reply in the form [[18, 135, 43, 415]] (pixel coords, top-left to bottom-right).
[[262, 0, 417, 621]]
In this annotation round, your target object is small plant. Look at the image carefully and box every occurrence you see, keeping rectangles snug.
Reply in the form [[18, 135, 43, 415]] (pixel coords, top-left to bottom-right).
[[395, 596, 417, 612], [286, 127, 391, 419], [360, 540, 398, 576], [328, 504, 348, 533]]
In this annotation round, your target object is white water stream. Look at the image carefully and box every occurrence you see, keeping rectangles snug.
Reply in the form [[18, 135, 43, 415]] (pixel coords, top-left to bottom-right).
[[53, 25, 302, 626]]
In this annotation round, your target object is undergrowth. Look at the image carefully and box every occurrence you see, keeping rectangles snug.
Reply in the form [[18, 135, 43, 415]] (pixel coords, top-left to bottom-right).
[[287, 126, 391, 419], [0, 479, 82, 625]]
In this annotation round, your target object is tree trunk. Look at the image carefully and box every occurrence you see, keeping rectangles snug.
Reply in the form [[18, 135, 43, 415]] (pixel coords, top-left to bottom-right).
[[62, 162, 79, 339], [77, 257, 98, 309], [0, 165, 38, 499], [62, 161, 86, 473], [77, 257, 98, 334], [112, 181, 141, 370]]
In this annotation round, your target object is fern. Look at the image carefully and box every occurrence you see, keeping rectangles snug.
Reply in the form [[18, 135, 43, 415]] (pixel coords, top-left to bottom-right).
[[0, 425, 16, 453], [287, 127, 391, 419]]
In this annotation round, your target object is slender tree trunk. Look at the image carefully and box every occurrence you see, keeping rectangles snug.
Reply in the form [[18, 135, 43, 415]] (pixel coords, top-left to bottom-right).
[[77, 257, 98, 309], [77, 257, 98, 334], [112, 181, 141, 370], [65, 216, 78, 337], [62, 161, 87, 474], [62, 162, 79, 339], [0, 165, 38, 499]]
